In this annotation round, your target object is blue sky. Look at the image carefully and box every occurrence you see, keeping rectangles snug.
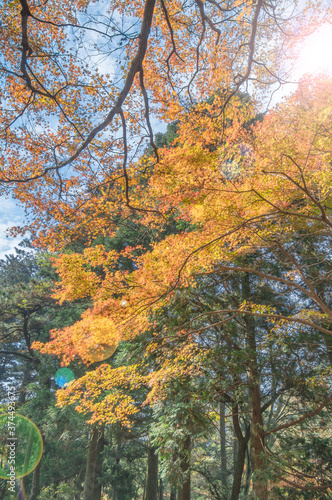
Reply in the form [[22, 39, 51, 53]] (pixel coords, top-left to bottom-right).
[[0, 197, 25, 259], [0, 23, 331, 259]]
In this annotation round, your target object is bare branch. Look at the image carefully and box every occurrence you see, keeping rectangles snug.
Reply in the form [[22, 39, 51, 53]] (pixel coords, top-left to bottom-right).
[[4, 0, 157, 184], [264, 395, 332, 436]]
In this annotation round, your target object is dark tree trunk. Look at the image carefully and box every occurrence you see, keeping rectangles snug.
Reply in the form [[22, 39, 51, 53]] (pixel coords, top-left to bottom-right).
[[244, 447, 251, 498], [220, 400, 227, 489], [18, 363, 31, 405], [178, 435, 191, 500], [94, 426, 104, 499], [28, 460, 41, 500], [83, 425, 104, 500], [233, 432, 238, 479], [242, 274, 268, 500], [159, 478, 164, 500], [230, 403, 250, 500], [145, 445, 159, 500], [247, 377, 267, 500]]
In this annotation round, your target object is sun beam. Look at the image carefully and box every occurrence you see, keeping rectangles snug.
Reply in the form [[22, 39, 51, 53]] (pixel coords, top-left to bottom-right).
[[295, 24, 332, 77]]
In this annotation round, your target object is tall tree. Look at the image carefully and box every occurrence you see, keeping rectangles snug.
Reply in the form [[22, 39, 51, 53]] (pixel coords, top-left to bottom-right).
[[32, 77, 332, 498], [0, 0, 330, 249], [0, 246, 92, 499]]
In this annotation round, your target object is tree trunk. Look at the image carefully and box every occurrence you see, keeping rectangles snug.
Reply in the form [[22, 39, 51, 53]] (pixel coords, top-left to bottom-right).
[[230, 403, 250, 500], [28, 460, 41, 500], [233, 432, 238, 479], [170, 487, 176, 500], [94, 426, 104, 500], [145, 445, 159, 500], [247, 378, 266, 500], [18, 363, 31, 405], [243, 447, 251, 498], [112, 444, 120, 500], [159, 478, 164, 500], [83, 425, 104, 500], [242, 274, 268, 500], [178, 435, 191, 500], [220, 400, 227, 489]]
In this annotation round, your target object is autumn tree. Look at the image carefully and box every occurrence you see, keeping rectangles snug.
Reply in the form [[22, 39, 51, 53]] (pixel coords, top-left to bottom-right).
[[0, 0, 330, 247], [30, 76, 332, 500], [2, 1, 332, 495]]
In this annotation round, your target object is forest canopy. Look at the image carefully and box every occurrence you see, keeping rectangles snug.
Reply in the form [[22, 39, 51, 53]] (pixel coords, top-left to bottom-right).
[[0, 0, 332, 499]]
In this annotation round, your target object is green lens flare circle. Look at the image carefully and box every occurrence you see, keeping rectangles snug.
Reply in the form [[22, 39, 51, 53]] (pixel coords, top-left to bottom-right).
[[0, 414, 43, 479], [54, 367, 75, 388], [0, 454, 27, 499]]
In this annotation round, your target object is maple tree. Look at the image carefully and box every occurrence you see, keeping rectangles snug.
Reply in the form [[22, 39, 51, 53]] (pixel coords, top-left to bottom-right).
[[1, 0, 332, 498], [35, 76, 332, 353], [0, 0, 330, 244], [31, 76, 332, 500]]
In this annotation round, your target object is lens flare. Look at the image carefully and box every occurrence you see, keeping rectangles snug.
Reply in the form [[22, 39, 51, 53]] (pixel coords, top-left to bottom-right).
[[0, 455, 27, 499], [0, 414, 43, 480], [295, 24, 332, 77], [54, 367, 75, 388], [88, 343, 117, 362]]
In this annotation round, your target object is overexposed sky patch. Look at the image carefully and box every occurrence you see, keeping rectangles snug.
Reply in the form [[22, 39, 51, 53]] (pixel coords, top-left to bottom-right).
[[258, 22, 332, 108], [295, 23, 332, 78]]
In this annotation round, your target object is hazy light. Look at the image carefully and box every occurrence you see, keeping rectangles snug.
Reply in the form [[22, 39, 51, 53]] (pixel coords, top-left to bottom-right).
[[295, 24, 332, 77]]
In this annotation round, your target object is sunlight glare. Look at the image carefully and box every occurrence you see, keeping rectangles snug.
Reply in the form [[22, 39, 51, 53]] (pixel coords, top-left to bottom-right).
[[295, 24, 332, 77]]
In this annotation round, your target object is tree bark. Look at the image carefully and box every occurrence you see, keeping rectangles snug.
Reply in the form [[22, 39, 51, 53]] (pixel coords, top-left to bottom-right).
[[178, 435, 191, 500], [83, 425, 104, 500], [243, 447, 251, 498], [220, 400, 227, 489], [233, 432, 238, 480], [242, 273, 268, 500], [230, 403, 250, 500], [28, 460, 41, 500], [145, 445, 159, 500], [18, 363, 31, 405], [159, 478, 164, 500]]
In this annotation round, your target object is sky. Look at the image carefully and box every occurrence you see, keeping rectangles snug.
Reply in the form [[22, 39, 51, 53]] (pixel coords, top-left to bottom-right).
[[295, 24, 332, 77], [0, 198, 26, 259], [0, 22, 332, 259]]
